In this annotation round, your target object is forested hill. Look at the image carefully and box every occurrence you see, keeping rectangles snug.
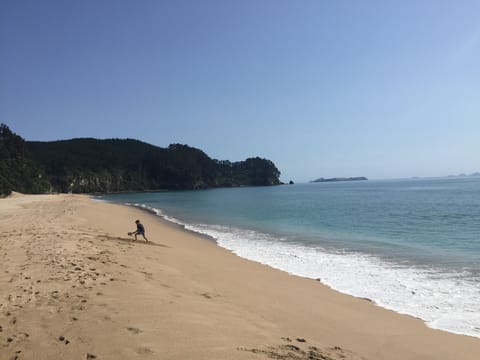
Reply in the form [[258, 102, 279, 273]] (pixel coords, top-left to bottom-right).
[[0, 124, 281, 195], [0, 124, 50, 195]]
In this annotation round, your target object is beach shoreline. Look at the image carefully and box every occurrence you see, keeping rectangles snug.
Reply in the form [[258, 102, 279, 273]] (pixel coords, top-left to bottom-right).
[[1, 193, 479, 360]]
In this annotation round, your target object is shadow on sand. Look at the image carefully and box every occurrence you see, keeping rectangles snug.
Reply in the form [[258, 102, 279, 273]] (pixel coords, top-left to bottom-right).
[[98, 234, 169, 247]]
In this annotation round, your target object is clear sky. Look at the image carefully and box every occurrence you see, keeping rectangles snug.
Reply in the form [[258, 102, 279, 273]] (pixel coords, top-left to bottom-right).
[[1, 1, 479, 182]]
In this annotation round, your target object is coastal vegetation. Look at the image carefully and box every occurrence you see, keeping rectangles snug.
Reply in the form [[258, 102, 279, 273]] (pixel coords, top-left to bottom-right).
[[0, 124, 50, 195], [0, 124, 281, 195]]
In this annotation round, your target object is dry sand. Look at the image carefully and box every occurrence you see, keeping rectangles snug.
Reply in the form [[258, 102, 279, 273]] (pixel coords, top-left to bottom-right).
[[1, 193, 479, 360]]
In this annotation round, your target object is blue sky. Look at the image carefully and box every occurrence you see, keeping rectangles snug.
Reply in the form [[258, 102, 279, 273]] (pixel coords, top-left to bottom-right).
[[1, 0, 479, 182]]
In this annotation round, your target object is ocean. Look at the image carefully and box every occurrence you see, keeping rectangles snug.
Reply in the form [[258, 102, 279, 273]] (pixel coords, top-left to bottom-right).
[[100, 177, 480, 338]]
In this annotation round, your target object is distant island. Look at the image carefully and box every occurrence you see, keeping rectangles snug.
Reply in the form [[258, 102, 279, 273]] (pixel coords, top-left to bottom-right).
[[447, 172, 480, 178], [410, 173, 480, 180], [311, 177, 368, 183], [0, 123, 282, 196]]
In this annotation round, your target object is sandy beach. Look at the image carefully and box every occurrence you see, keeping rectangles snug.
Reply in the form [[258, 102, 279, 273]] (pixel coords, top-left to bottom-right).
[[1, 194, 479, 360]]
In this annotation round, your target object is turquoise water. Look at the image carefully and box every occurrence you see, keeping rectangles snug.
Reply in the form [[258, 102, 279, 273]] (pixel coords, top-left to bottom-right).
[[101, 177, 480, 337]]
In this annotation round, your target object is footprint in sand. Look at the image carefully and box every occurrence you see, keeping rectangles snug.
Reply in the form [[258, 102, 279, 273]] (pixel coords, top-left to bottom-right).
[[126, 326, 142, 335], [58, 335, 70, 345], [136, 347, 153, 355], [200, 293, 212, 299]]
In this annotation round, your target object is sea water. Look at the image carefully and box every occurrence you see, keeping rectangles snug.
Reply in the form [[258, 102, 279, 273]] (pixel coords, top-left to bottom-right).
[[100, 177, 480, 338]]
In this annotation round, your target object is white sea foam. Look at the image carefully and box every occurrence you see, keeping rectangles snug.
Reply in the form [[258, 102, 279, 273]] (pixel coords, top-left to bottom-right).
[[126, 202, 480, 338], [125, 202, 163, 217]]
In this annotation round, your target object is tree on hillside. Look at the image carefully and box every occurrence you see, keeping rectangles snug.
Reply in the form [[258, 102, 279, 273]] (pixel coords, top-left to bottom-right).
[[0, 124, 50, 196]]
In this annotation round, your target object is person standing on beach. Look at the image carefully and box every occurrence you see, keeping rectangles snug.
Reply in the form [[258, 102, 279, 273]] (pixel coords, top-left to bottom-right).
[[131, 220, 149, 243]]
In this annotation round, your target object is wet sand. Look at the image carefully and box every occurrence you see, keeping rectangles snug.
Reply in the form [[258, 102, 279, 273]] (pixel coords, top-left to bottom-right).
[[1, 193, 479, 359]]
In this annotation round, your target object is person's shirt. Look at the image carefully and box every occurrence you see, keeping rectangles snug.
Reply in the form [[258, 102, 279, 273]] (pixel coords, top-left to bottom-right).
[[137, 223, 145, 233]]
